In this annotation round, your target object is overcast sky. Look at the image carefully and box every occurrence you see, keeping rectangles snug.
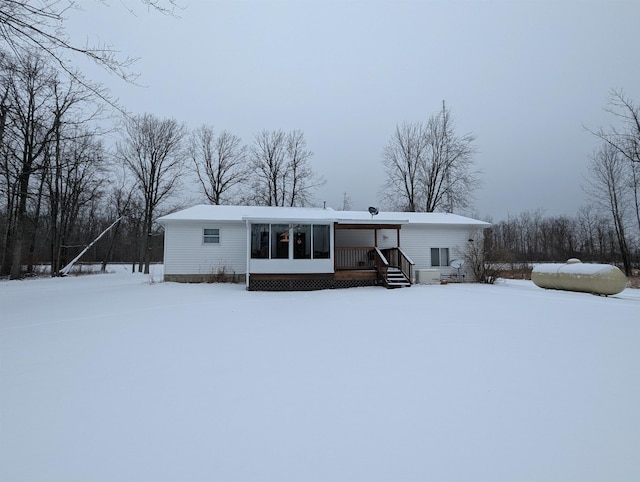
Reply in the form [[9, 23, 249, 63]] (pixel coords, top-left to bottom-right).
[[67, 0, 640, 221]]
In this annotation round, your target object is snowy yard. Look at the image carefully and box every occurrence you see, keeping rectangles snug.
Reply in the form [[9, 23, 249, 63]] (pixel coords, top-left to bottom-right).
[[1, 266, 639, 482]]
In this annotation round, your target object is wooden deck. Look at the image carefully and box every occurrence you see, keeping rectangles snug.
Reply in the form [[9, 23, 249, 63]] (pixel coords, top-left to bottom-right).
[[334, 269, 377, 281]]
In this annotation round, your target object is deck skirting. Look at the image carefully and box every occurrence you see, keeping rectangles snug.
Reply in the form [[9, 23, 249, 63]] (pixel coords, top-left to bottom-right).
[[248, 272, 378, 291]]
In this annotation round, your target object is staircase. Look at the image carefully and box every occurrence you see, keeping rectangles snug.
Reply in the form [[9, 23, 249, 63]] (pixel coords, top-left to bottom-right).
[[384, 267, 411, 288]]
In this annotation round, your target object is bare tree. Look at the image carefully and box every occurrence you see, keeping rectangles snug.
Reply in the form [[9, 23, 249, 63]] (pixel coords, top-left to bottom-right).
[[422, 103, 479, 212], [117, 113, 186, 274], [341, 191, 352, 210], [189, 125, 249, 205], [584, 142, 632, 275], [0, 0, 179, 83], [284, 129, 323, 207], [248, 130, 287, 206], [1, 51, 59, 278], [381, 122, 427, 211], [381, 102, 479, 212], [249, 129, 323, 207], [588, 89, 640, 165], [464, 228, 502, 284], [46, 131, 106, 275], [588, 90, 640, 237]]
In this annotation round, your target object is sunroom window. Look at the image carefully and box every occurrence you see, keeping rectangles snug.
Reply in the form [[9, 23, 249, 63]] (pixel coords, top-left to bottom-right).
[[271, 224, 290, 259], [293, 225, 311, 259], [250, 223, 331, 260], [313, 225, 330, 258], [251, 224, 269, 258]]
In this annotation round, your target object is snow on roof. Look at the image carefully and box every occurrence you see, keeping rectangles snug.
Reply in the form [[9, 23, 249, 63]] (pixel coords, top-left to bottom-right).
[[158, 205, 339, 223], [158, 205, 491, 227], [332, 210, 491, 226]]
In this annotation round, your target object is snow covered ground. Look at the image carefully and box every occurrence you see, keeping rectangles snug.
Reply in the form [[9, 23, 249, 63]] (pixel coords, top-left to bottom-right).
[[2, 265, 639, 482]]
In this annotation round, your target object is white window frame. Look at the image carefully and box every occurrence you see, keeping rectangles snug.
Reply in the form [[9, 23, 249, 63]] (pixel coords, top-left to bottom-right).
[[250, 223, 331, 260], [203, 228, 220, 244], [431, 247, 450, 267]]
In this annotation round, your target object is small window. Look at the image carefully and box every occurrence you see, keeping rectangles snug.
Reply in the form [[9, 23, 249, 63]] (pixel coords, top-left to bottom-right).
[[431, 247, 449, 267], [203, 228, 220, 244]]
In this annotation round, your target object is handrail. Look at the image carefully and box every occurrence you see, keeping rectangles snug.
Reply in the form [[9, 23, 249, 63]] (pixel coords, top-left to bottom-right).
[[374, 247, 389, 266], [334, 246, 415, 287], [373, 247, 390, 287], [396, 247, 415, 266], [380, 247, 414, 285]]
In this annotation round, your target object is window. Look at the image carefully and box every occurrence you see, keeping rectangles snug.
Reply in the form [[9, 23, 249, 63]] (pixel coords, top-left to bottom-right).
[[293, 225, 312, 259], [203, 228, 220, 244], [250, 223, 331, 260], [431, 247, 449, 267], [271, 224, 290, 259], [251, 224, 269, 258], [313, 225, 330, 259]]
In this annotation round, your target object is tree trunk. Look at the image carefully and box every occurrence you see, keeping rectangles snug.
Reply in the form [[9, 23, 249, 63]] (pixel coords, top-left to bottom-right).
[[10, 173, 30, 279]]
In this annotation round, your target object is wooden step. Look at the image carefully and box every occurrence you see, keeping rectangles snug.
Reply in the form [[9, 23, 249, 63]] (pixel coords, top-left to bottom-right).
[[385, 267, 411, 288]]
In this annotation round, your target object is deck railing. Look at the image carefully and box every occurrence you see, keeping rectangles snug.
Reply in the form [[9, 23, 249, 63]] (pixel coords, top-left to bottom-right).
[[335, 246, 414, 286], [381, 247, 415, 283], [373, 247, 389, 286], [335, 247, 375, 270]]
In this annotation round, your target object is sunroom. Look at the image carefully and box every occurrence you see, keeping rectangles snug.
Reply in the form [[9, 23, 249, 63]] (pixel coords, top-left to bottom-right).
[[245, 216, 413, 291]]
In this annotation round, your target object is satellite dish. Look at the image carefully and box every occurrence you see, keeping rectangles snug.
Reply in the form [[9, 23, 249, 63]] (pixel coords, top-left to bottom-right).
[[368, 206, 379, 217], [450, 259, 464, 269]]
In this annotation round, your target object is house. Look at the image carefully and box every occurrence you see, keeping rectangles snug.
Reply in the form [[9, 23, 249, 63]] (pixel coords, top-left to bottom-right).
[[157, 205, 491, 290]]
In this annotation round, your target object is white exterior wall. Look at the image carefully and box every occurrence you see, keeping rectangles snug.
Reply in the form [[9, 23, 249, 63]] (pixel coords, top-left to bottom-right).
[[164, 220, 335, 276], [249, 258, 334, 274], [163, 218, 480, 280], [163, 221, 247, 276], [335, 229, 374, 247], [335, 228, 399, 248], [400, 224, 475, 279]]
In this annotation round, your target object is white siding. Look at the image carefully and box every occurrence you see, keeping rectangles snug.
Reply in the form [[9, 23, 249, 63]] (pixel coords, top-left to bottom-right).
[[377, 229, 401, 249], [163, 218, 481, 280], [400, 225, 476, 279], [335, 228, 401, 249], [163, 221, 247, 275], [249, 258, 334, 274], [335, 229, 374, 247]]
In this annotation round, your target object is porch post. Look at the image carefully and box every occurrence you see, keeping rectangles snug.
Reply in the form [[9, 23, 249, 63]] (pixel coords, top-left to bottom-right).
[[333, 222, 337, 272], [245, 220, 251, 289], [374, 228, 378, 247], [397, 228, 400, 247]]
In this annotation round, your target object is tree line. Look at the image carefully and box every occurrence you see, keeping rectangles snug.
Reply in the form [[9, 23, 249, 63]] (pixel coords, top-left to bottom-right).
[[1, 49, 638, 279], [0, 48, 325, 278], [1, 2, 638, 280], [483, 208, 639, 269], [481, 90, 640, 277]]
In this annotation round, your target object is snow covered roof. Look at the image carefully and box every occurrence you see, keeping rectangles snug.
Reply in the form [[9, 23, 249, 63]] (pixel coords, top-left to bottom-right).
[[332, 210, 491, 227], [158, 205, 491, 227]]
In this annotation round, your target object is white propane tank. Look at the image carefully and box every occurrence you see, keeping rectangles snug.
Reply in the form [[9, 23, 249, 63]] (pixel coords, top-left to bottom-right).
[[531, 258, 627, 296]]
